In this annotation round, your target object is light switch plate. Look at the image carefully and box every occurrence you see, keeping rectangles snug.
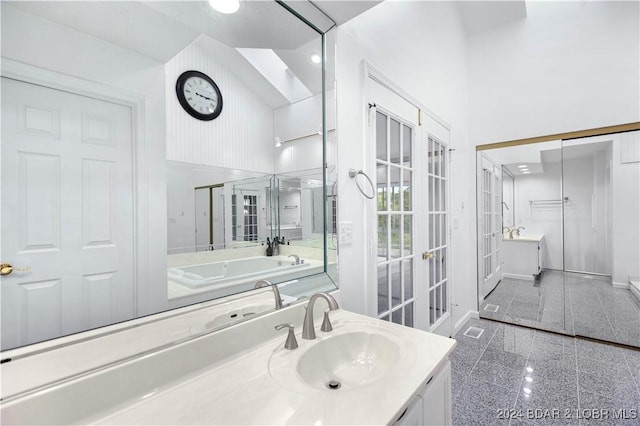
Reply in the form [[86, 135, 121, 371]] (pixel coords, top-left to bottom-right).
[[338, 221, 353, 245]]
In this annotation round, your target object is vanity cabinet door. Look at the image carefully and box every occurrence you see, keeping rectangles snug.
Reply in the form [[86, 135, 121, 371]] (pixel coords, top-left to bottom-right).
[[420, 360, 452, 426], [393, 393, 424, 426]]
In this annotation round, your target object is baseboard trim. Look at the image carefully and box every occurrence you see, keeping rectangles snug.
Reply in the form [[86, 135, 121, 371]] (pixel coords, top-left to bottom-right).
[[454, 310, 479, 335], [612, 281, 629, 289], [503, 273, 534, 281], [630, 283, 640, 302]]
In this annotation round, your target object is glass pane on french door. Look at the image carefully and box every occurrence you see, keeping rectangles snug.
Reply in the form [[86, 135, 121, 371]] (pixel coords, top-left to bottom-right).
[[427, 137, 449, 328], [376, 110, 415, 327]]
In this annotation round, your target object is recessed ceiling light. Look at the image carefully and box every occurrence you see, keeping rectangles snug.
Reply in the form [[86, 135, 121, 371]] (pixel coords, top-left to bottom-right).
[[518, 165, 527, 168], [522, 171, 531, 174], [309, 52, 321, 64], [208, 0, 240, 14]]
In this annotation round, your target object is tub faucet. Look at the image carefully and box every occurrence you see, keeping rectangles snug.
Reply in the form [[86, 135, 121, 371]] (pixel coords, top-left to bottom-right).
[[302, 292, 339, 340], [254, 279, 282, 310], [288, 254, 300, 265]]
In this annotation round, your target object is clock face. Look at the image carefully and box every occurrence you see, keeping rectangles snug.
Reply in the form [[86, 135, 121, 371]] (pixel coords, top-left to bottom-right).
[[176, 71, 223, 121]]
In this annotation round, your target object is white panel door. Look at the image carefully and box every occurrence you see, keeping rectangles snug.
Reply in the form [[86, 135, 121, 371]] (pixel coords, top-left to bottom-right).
[[195, 187, 211, 251], [1, 78, 135, 350]]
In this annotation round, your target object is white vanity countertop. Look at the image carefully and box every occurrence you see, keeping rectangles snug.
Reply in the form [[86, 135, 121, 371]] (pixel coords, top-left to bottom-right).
[[503, 233, 544, 243], [0, 290, 278, 400], [83, 310, 456, 426]]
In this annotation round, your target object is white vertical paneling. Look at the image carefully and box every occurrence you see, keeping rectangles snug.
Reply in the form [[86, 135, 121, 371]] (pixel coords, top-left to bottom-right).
[[20, 280, 62, 343], [274, 91, 333, 174], [621, 131, 640, 164], [18, 152, 61, 251], [82, 159, 116, 247], [275, 135, 323, 174], [83, 272, 115, 328], [165, 37, 274, 174]]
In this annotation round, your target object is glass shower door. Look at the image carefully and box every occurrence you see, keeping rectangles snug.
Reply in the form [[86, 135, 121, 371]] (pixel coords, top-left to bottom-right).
[[562, 138, 612, 276]]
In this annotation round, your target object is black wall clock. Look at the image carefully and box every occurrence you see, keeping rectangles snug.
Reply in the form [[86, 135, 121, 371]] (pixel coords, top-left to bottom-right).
[[176, 70, 223, 121]]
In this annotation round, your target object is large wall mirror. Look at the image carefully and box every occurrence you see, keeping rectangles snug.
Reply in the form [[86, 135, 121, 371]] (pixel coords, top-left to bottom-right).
[[476, 126, 640, 348], [0, 0, 337, 351]]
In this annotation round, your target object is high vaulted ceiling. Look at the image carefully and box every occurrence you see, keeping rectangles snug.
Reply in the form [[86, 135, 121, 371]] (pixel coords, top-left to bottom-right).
[[457, 1, 527, 36]]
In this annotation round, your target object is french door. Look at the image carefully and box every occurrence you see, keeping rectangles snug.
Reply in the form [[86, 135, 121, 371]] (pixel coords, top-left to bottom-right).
[[478, 154, 502, 299], [367, 77, 451, 335]]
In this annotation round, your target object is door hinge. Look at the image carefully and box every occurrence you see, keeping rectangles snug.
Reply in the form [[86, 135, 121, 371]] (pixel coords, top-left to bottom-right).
[[418, 109, 422, 126], [367, 102, 376, 126]]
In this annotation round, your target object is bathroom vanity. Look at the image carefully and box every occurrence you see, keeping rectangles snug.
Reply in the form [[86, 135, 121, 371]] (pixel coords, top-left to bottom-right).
[[0, 294, 455, 425], [502, 234, 545, 280]]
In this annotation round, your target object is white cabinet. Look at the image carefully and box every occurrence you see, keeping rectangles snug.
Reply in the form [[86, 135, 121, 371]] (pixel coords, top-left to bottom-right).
[[395, 360, 452, 426], [502, 235, 544, 281]]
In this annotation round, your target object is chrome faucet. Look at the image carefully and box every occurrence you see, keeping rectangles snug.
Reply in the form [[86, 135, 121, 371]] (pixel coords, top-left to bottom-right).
[[254, 279, 282, 310], [302, 292, 339, 340], [288, 254, 300, 265], [510, 226, 525, 238], [274, 323, 298, 350]]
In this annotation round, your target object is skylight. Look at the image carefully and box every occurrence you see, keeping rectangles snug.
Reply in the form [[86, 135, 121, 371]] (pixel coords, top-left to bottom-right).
[[236, 48, 312, 103]]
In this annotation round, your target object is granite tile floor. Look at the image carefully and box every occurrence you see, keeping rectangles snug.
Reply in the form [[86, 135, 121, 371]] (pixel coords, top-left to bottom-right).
[[480, 271, 640, 347], [451, 318, 640, 425]]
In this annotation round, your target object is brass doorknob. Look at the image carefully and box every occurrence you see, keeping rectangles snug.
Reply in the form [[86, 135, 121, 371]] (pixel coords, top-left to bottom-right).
[[422, 252, 435, 260], [0, 264, 31, 275], [1, 264, 13, 276]]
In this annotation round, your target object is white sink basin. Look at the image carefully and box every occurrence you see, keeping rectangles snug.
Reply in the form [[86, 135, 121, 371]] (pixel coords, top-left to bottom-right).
[[296, 331, 401, 390], [268, 318, 411, 393]]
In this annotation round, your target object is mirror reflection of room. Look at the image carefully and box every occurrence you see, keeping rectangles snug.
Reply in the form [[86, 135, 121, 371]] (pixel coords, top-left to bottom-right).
[[478, 131, 640, 347], [0, 0, 337, 351]]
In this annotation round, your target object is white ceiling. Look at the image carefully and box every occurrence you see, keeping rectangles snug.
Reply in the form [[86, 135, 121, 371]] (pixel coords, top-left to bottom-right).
[[312, 0, 383, 26], [457, 1, 527, 36], [6, 1, 349, 109], [6, 1, 199, 62]]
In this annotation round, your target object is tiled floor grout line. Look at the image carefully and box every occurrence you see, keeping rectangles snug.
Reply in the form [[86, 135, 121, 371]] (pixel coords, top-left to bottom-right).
[[573, 332, 582, 426], [591, 279, 620, 342], [507, 329, 536, 426], [566, 278, 576, 335], [622, 349, 640, 400]]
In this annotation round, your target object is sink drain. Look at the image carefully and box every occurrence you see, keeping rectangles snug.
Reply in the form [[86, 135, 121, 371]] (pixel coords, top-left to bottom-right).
[[326, 380, 341, 390]]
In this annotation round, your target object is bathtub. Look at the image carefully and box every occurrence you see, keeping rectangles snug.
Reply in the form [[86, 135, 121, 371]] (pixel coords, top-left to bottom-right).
[[168, 256, 311, 289]]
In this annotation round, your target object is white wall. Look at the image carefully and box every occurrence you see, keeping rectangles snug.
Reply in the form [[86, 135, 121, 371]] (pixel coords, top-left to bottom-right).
[[469, 1, 640, 145], [513, 163, 563, 270], [165, 36, 274, 174], [336, 1, 475, 331], [1, 4, 168, 315]]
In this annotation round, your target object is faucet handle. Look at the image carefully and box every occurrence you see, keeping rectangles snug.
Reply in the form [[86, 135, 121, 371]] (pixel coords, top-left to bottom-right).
[[320, 309, 333, 332], [274, 323, 298, 350]]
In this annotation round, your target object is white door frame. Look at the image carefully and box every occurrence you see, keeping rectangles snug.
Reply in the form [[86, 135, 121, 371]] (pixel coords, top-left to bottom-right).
[[363, 62, 453, 335], [1, 58, 155, 317]]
